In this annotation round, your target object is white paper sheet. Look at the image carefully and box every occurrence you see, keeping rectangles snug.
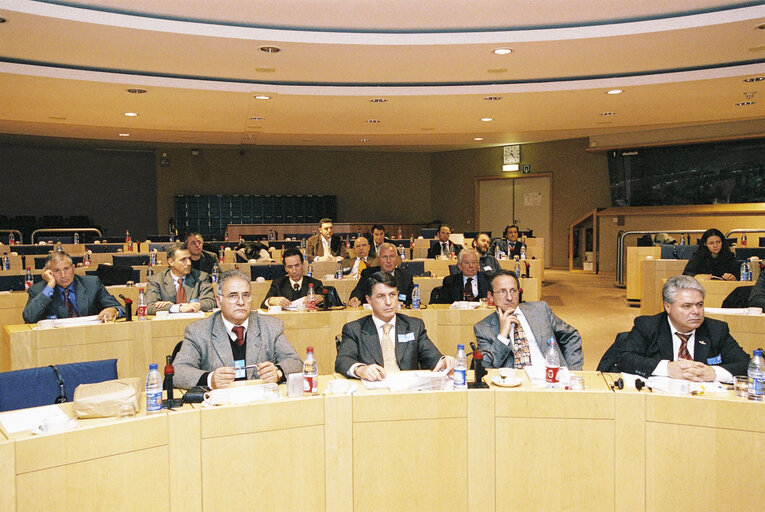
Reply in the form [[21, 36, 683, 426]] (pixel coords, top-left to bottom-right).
[[0, 405, 69, 435]]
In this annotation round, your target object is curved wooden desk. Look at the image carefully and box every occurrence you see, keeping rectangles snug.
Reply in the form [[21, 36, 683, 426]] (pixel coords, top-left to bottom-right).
[[1, 372, 762, 512]]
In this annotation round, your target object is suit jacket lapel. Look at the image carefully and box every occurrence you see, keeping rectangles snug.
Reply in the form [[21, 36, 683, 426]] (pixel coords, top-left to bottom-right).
[[245, 312, 262, 378], [658, 315, 676, 361], [519, 304, 548, 355], [211, 314, 235, 369], [73, 277, 88, 315], [489, 313, 513, 367], [164, 269, 176, 300], [184, 272, 196, 298], [361, 316, 384, 366], [394, 314, 409, 366], [693, 321, 711, 364]]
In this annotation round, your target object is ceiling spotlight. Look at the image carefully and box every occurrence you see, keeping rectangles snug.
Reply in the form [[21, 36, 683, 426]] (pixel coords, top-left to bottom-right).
[[474, 137, 484, 141], [119, 133, 130, 137], [366, 119, 380, 123], [259, 46, 281, 53], [123, 112, 139, 117], [744, 77, 764, 82], [606, 89, 623, 95], [481, 117, 493, 122], [127, 88, 146, 94], [369, 98, 387, 103], [735, 101, 756, 106], [484, 96, 502, 101], [493, 48, 512, 55], [600, 112, 615, 116]]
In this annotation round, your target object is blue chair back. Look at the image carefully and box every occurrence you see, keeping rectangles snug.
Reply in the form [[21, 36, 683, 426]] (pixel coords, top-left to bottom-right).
[[400, 260, 425, 277], [250, 264, 286, 281], [0, 359, 118, 412], [659, 244, 698, 260]]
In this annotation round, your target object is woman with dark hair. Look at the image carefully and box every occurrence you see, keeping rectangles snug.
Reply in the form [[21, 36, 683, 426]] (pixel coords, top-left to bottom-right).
[[682, 228, 739, 281]]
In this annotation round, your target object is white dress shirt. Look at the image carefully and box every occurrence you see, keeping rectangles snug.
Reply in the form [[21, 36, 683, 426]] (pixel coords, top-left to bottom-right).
[[347, 315, 396, 377], [206, 317, 250, 387], [652, 318, 733, 382]]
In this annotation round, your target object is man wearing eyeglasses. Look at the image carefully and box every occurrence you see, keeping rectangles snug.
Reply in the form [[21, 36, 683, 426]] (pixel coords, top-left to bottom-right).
[[473, 270, 583, 369], [173, 269, 303, 389]]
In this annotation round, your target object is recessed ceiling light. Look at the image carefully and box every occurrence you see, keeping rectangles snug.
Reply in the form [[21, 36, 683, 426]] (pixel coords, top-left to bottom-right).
[[600, 112, 615, 116], [360, 139, 371, 142], [254, 95, 270, 100], [119, 133, 130, 137], [255, 67, 275, 73], [484, 96, 501, 101], [735, 101, 756, 106], [606, 89, 623, 95], [249, 117, 265, 121], [487, 68, 508, 74], [744, 77, 765, 82], [481, 117, 493, 122], [474, 137, 484, 141], [259, 46, 281, 53], [369, 98, 387, 103], [366, 119, 380, 123], [493, 48, 512, 55], [123, 112, 138, 117], [127, 88, 146, 94]]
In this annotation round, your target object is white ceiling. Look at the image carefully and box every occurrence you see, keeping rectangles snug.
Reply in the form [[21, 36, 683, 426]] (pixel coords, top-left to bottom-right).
[[0, 0, 763, 150]]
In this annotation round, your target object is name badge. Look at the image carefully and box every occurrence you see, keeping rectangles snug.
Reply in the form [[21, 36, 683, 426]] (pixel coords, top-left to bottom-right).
[[234, 359, 247, 379], [706, 354, 722, 365], [398, 293, 407, 301], [189, 298, 199, 303], [484, 265, 493, 271], [398, 332, 415, 343]]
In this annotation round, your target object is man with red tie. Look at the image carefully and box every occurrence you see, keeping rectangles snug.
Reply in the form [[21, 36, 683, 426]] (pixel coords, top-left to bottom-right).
[[173, 269, 303, 389], [614, 275, 749, 382], [146, 243, 216, 314], [261, 247, 324, 308]]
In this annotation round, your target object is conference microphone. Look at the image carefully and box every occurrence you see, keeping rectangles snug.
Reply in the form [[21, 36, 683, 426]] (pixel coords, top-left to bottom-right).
[[635, 378, 652, 392], [468, 342, 489, 389], [49, 364, 67, 404], [119, 294, 133, 321], [322, 289, 330, 310]]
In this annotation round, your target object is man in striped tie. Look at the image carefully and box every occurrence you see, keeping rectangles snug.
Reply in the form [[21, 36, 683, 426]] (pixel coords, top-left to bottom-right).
[[614, 275, 750, 382]]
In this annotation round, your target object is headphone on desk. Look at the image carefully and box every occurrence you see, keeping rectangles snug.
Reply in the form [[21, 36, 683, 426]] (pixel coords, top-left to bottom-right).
[[49, 365, 67, 404]]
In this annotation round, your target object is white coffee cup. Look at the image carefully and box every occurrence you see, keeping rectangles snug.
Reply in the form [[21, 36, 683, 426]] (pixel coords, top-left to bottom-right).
[[37, 319, 55, 329], [268, 305, 282, 313], [498, 368, 516, 380], [328, 379, 350, 395], [203, 389, 230, 406]]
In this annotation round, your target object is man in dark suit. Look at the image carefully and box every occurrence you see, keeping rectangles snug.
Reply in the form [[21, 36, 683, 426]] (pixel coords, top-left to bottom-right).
[[341, 236, 377, 278], [336, 271, 452, 381], [426, 224, 463, 259], [489, 224, 523, 259], [347, 243, 414, 307], [146, 243, 216, 314], [614, 275, 749, 381], [472, 232, 501, 274], [437, 248, 489, 303], [185, 232, 219, 274], [261, 247, 324, 308], [367, 224, 391, 257], [474, 271, 583, 369], [23, 252, 123, 323], [305, 218, 344, 262], [174, 269, 303, 389]]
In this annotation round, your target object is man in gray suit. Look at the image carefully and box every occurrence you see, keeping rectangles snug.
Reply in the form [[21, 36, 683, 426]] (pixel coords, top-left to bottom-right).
[[146, 243, 216, 314], [173, 269, 303, 389], [336, 271, 452, 381], [23, 252, 123, 323], [474, 270, 583, 369]]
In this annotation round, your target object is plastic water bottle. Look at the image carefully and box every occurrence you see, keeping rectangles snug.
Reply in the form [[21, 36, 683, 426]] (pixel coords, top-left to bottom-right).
[[146, 262, 154, 278], [224, 230, 229, 242], [399, 245, 406, 261], [1, 255, 8, 270], [211, 263, 220, 283], [56, 241, 63, 252], [740, 261, 752, 281], [520, 243, 527, 260], [83, 253, 91, 267], [73, 232, 79, 244], [747, 349, 765, 401], [412, 284, 421, 309], [25, 267, 33, 290], [494, 244, 501, 261], [397, 226, 403, 239], [307, 262, 313, 278], [301, 238, 307, 251], [454, 344, 468, 390], [8, 232, 14, 245], [125, 230, 131, 245], [336, 260, 343, 280], [514, 256, 521, 278], [219, 246, 225, 263], [136, 288, 147, 320], [545, 336, 561, 386], [268, 229, 274, 241], [306, 283, 317, 311], [303, 346, 318, 395], [145, 363, 163, 413], [679, 234, 686, 246]]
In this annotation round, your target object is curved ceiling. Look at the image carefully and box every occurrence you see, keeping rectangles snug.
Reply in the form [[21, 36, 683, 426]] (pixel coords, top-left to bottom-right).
[[0, 0, 763, 150]]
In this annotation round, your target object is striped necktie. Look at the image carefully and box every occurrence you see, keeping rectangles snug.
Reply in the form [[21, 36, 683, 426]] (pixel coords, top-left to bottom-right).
[[64, 288, 78, 318], [676, 332, 692, 360]]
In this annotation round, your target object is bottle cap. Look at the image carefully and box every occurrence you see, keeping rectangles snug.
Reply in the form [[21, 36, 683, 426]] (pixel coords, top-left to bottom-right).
[[755, 349, 763, 356], [149, 363, 158, 370], [457, 344, 464, 350], [306, 346, 314, 353]]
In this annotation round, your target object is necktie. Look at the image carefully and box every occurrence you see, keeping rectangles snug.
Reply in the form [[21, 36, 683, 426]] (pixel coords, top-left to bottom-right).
[[512, 319, 532, 369], [232, 326, 245, 347], [676, 332, 692, 360], [358, 258, 367, 274], [176, 278, 187, 304], [464, 277, 475, 301], [64, 288, 78, 318], [381, 324, 400, 372], [442, 242, 448, 255], [293, 283, 300, 291]]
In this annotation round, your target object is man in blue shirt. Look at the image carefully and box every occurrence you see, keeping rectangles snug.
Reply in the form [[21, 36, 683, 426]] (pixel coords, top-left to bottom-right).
[[22, 252, 123, 323]]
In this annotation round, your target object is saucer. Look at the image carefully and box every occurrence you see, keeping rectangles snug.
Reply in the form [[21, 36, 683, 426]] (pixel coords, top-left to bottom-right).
[[490, 375, 522, 388], [31, 419, 78, 435]]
